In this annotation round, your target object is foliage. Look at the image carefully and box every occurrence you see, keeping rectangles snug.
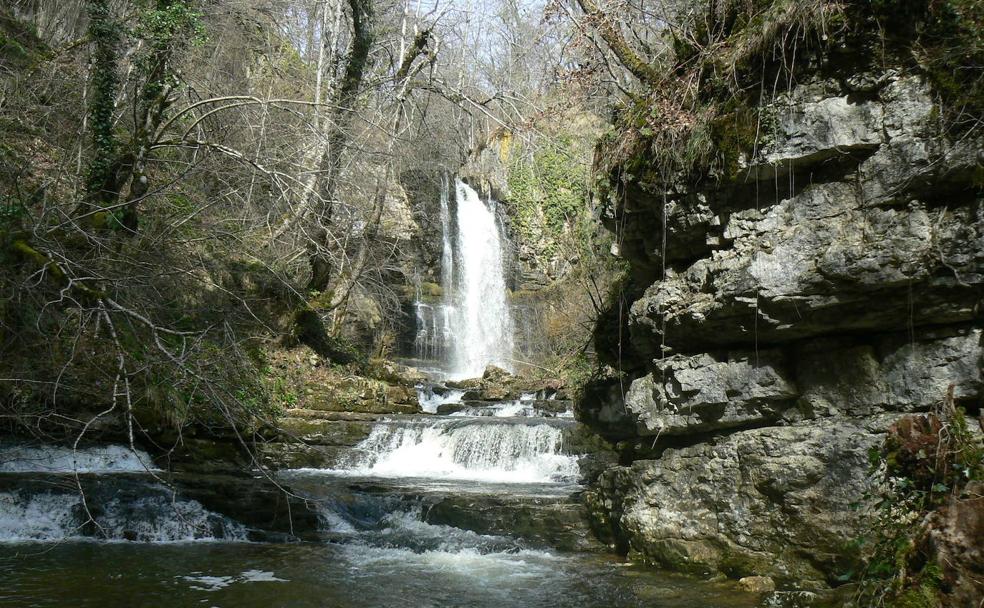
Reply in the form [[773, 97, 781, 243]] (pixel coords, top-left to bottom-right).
[[868, 0, 984, 128], [850, 392, 983, 607], [507, 134, 590, 259], [596, 0, 983, 199], [137, 0, 207, 48], [133, 0, 206, 102]]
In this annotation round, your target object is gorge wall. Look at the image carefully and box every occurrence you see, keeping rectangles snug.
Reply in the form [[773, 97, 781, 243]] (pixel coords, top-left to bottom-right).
[[580, 5, 983, 590]]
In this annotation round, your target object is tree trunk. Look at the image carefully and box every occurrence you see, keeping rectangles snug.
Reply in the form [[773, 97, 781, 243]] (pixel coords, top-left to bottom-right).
[[305, 0, 375, 292], [574, 0, 660, 85]]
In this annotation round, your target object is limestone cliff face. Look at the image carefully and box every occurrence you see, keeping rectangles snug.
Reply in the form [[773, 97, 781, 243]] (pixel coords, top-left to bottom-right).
[[581, 38, 983, 587]]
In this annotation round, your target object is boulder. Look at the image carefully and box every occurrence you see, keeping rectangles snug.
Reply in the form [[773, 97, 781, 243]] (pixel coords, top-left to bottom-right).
[[738, 576, 776, 594], [584, 417, 895, 586], [622, 350, 796, 436]]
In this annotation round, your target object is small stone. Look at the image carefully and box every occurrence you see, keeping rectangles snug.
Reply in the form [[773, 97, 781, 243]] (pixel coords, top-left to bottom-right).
[[738, 576, 776, 593]]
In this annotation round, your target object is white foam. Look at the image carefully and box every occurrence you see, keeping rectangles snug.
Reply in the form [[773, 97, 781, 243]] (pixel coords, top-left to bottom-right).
[[319, 509, 358, 534], [0, 492, 80, 541], [340, 543, 562, 580], [181, 571, 287, 592], [334, 420, 579, 484], [182, 575, 234, 592], [0, 490, 246, 543], [448, 400, 571, 419], [239, 570, 288, 583], [490, 402, 530, 417], [416, 386, 465, 414]]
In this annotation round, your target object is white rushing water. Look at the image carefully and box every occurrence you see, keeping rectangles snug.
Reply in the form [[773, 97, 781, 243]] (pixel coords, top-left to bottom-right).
[[412, 178, 515, 379], [415, 386, 466, 414], [0, 489, 246, 543], [0, 444, 159, 473], [330, 507, 562, 582], [334, 419, 579, 484], [0, 443, 244, 543], [413, 302, 454, 363], [451, 179, 514, 378], [438, 174, 455, 306]]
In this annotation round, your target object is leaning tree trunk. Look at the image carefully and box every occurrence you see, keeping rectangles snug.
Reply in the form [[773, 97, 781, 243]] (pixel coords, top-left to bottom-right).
[[306, 0, 375, 292]]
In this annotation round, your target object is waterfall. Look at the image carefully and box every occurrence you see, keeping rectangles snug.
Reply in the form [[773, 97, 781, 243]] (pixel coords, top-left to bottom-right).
[[336, 419, 579, 484], [411, 177, 514, 378], [439, 174, 455, 305], [415, 386, 466, 414], [450, 179, 514, 378]]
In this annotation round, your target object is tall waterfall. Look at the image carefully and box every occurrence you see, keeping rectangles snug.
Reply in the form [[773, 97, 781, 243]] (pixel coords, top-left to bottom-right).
[[413, 178, 514, 379], [451, 179, 514, 377], [438, 175, 455, 304]]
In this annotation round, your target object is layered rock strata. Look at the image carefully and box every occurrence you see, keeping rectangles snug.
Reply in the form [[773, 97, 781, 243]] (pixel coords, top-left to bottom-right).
[[582, 61, 983, 587]]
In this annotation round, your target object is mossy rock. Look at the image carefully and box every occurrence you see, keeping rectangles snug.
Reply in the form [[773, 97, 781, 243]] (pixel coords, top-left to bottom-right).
[[255, 442, 348, 470], [277, 417, 373, 446], [419, 282, 443, 298], [891, 589, 942, 608]]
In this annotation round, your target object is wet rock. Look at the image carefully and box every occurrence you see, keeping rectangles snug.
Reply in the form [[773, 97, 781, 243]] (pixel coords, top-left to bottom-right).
[[446, 369, 564, 402], [585, 20, 984, 593], [276, 417, 373, 446], [446, 377, 482, 390], [794, 328, 983, 418], [543, 378, 565, 392], [627, 186, 984, 354], [160, 436, 251, 474], [365, 359, 428, 387], [256, 442, 348, 470], [738, 576, 776, 593], [751, 83, 884, 175], [584, 328, 983, 441], [425, 493, 602, 553], [759, 590, 824, 608], [530, 399, 574, 415], [482, 364, 512, 383], [172, 472, 321, 540], [475, 365, 513, 400], [435, 402, 468, 415]]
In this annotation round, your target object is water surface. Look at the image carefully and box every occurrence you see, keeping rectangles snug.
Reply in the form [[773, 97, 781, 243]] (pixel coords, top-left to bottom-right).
[[0, 541, 758, 608]]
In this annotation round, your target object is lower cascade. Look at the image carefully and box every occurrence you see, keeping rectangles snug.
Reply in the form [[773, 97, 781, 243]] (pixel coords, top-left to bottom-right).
[[335, 418, 580, 483], [0, 443, 158, 474]]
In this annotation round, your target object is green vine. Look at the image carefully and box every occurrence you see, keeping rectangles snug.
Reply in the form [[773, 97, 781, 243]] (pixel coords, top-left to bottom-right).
[[84, 0, 121, 208], [135, 0, 206, 100]]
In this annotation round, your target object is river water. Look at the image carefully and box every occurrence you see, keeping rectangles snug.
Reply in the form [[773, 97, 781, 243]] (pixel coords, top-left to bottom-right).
[[0, 542, 755, 608], [0, 406, 759, 607]]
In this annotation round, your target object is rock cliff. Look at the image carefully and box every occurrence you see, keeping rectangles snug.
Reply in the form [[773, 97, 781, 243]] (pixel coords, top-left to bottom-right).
[[581, 3, 983, 590]]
